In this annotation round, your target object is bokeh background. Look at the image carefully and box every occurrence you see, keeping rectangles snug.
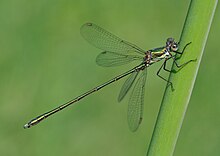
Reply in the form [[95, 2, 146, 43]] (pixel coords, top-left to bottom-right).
[[0, 0, 219, 156]]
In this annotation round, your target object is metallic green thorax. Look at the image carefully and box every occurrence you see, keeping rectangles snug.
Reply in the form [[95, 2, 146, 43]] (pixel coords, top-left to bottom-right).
[[143, 46, 171, 66], [144, 38, 179, 66], [150, 47, 168, 64]]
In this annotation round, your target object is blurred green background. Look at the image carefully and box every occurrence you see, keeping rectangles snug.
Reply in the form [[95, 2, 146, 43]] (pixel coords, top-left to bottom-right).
[[0, 0, 219, 156]]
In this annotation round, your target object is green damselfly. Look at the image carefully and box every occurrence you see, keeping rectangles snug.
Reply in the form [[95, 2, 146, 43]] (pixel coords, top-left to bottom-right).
[[24, 23, 194, 132]]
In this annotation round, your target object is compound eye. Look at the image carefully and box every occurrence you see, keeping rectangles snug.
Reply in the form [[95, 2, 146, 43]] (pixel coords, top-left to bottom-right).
[[171, 44, 178, 51], [172, 45, 177, 48]]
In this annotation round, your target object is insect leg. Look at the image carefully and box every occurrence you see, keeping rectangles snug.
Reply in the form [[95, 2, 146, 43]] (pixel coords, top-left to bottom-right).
[[176, 42, 192, 54], [172, 57, 197, 68], [173, 42, 192, 57], [163, 57, 172, 72], [157, 59, 174, 90], [172, 42, 196, 68]]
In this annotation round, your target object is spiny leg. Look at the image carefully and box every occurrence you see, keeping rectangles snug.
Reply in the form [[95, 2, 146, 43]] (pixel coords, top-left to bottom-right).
[[173, 42, 196, 68], [157, 59, 174, 91], [172, 57, 197, 68], [174, 42, 192, 59], [163, 57, 172, 72], [163, 54, 195, 71], [162, 56, 179, 73]]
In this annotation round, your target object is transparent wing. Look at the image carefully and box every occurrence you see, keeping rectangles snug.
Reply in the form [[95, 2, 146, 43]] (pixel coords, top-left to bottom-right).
[[80, 23, 145, 55], [118, 71, 139, 102], [127, 68, 147, 132], [96, 51, 143, 67]]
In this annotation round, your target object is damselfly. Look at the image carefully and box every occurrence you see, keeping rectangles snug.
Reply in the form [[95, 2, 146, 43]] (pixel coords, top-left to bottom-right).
[[24, 23, 194, 132]]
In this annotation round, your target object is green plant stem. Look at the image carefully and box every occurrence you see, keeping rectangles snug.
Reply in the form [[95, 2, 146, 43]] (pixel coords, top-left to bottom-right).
[[147, 0, 218, 156]]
